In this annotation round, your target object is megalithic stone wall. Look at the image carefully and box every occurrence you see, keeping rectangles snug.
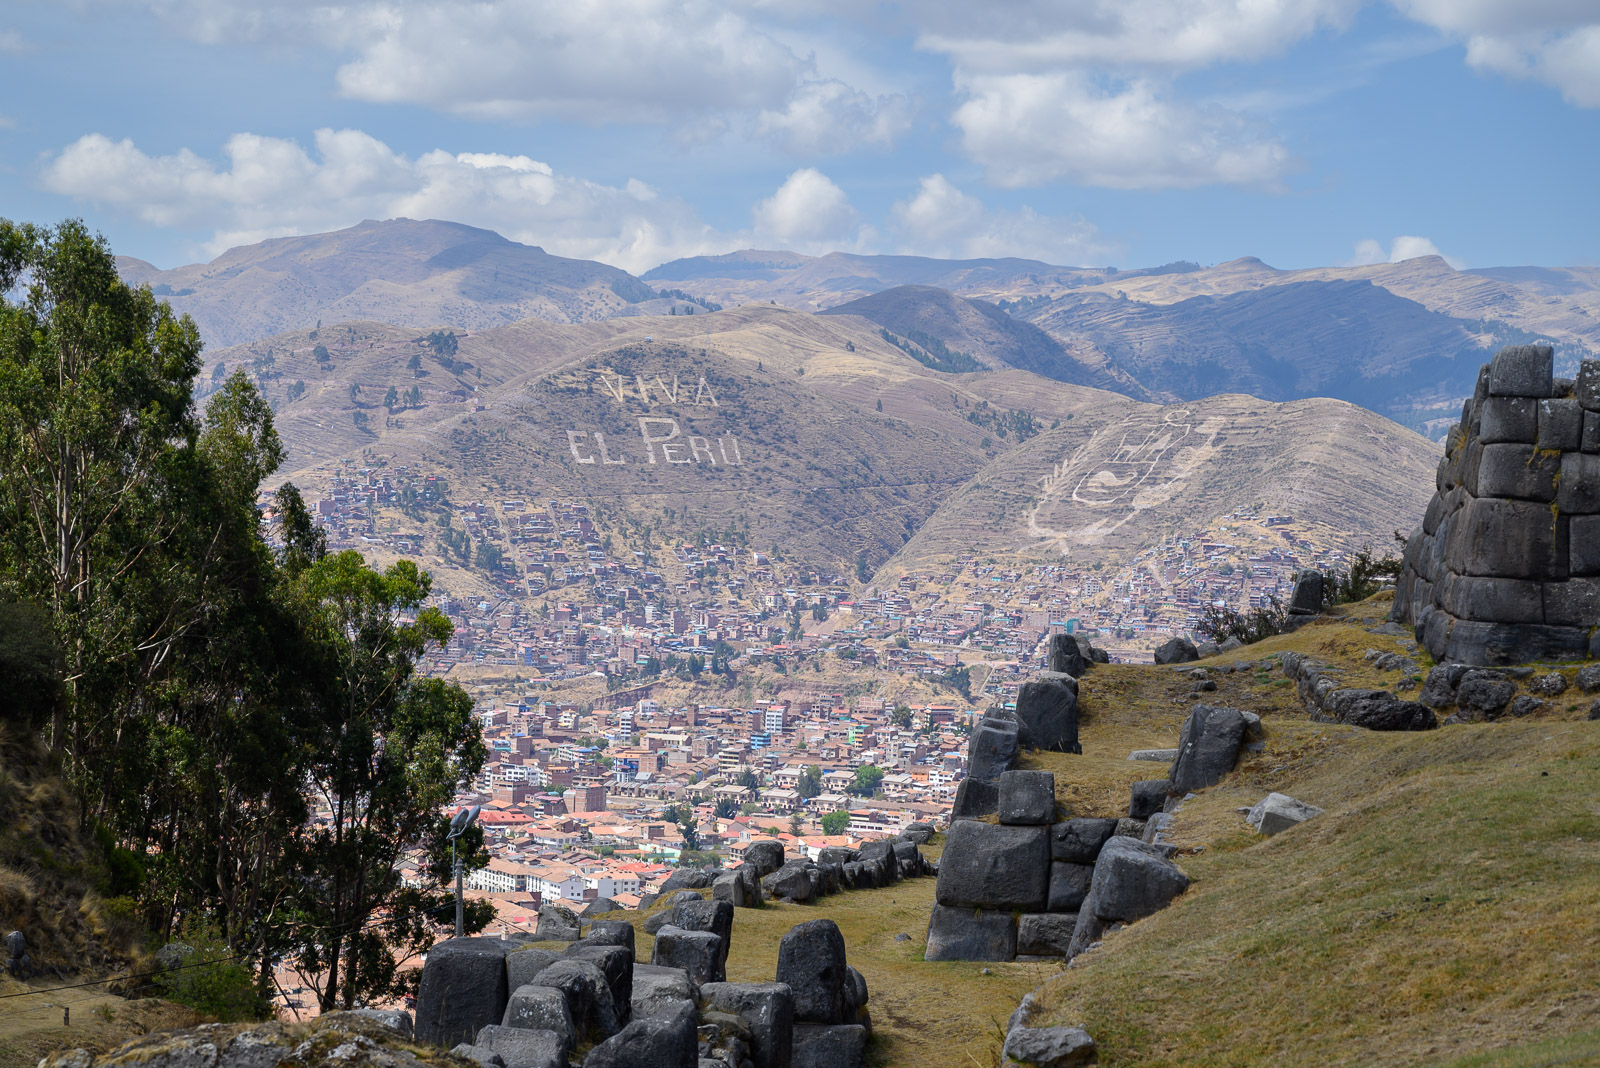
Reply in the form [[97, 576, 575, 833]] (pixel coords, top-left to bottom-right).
[[1393, 345, 1600, 665]]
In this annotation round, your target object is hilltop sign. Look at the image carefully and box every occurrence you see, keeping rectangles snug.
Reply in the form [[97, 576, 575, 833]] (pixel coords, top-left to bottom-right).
[[566, 370, 746, 467]]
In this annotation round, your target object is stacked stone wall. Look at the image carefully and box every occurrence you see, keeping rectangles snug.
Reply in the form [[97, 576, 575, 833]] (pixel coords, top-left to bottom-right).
[[1394, 345, 1600, 665]]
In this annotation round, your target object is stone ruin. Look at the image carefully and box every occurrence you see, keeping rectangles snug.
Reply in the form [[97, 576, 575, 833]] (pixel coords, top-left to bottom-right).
[[1394, 344, 1600, 665]]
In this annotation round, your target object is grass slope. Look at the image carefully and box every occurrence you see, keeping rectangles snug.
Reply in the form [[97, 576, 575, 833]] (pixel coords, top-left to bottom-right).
[[1015, 596, 1600, 1067]]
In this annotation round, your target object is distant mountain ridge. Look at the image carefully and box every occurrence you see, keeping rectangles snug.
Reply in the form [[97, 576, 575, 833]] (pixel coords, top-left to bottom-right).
[[117, 218, 664, 348]]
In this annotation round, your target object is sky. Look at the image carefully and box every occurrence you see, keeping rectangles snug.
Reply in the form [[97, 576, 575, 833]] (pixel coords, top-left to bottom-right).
[[2, 0, 1598, 275]]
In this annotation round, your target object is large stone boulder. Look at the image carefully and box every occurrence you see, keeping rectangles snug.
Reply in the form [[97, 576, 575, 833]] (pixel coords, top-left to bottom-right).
[[1247, 793, 1325, 836], [536, 904, 582, 942], [762, 861, 817, 904], [1128, 779, 1170, 820], [1050, 818, 1117, 865], [776, 919, 850, 1025], [1016, 913, 1077, 957], [743, 841, 786, 878], [583, 1001, 697, 1068], [967, 717, 1020, 782], [1047, 633, 1087, 678], [792, 1023, 868, 1068], [507, 947, 565, 992], [671, 898, 733, 981], [1325, 688, 1437, 731], [951, 776, 999, 820], [1014, 672, 1081, 752], [471, 1024, 569, 1068], [1153, 637, 1199, 665], [651, 926, 724, 986], [935, 820, 1049, 910], [1067, 838, 1190, 959], [584, 921, 636, 956], [997, 770, 1056, 825], [924, 903, 1015, 962], [564, 943, 633, 1027], [660, 868, 713, 893], [526, 958, 622, 1046], [503, 984, 577, 1051], [631, 964, 696, 1020], [698, 982, 795, 1068], [1167, 704, 1247, 793], [1047, 862, 1093, 913], [901, 822, 935, 845], [1001, 1025, 1096, 1067], [416, 936, 513, 1048], [1287, 572, 1324, 616]]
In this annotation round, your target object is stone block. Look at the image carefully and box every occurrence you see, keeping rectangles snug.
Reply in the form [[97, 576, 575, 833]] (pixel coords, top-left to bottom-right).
[[671, 898, 732, 981], [712, 873, 747, 908], [1002, 1025, 1096, 1067], [1128, 779, 1170, 820], [507, 948, 564, 993], [1572, 515, 1600, 575], [923, 903, 1016, 962], [1013, 673, 1080, 752], [1475, 443, 1560, 502], [1168, 704, 1247, 793], [651, 927, 723, 987], [967, 721, 1020, 782], [697, 983, 794, 1068], [1047, 633, 1087, 677], [1288, 571, 1324, 614], [1050, 818, 1117, 864], [776, 919, 850, 1025], [472, 1024, 569, 1068], [1560, 452, 1600, 514], [631, 964, 696, 1020], [1584, 411, 1600, 453], [1440, 574, 1545, 624], [1015, 913, 1077, 957], [1325, 689, 1436, 731], [584, 1005, 697, 1068], [1047, 863, 1094, 913], [1487, 344, 1554, 398], [416, 936, 513, 1048], [1246, 793, 1324, 836], [1479, 396, 1538, 444], [503, 984, 577, 1051], [584, 922, 636, 957], [1544, 578, 1600, 627], [528, 959, 622, 1046], [1539, 398, 1584, 450], [743, 841, 785, 878], [1154, 637, 1199, 664], [935, 821, 1049, 910], [998, 770, 1056, 825], [1067, 838, 1190, 959], [901, 822, 935, 845], [951, 776, 999, 819], [792, 1024, 867, 1068], [1578, 358, 1600, 411], [1445, 497, 1569, 580], [565, 944, 633, 1026]]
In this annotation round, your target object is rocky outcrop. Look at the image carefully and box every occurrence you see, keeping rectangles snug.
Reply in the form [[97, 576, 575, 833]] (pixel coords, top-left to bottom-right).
[[1278, 652, 1437, 731], [1394, 345, 1600, 665]]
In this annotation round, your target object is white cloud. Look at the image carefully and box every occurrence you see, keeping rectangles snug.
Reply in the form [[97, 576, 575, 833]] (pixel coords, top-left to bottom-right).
[[904, 1, 1345, 191], [38, 129, 727, 272], [889, 174, 1114, 264], [914, 0, 1360, 72], [750, 168, 861, 246], [752, 80, 915, 155], [1393, 0, 1600, 105], [0, 30, 26, 52], [135, 0, 911, 154], [1347, 234, 1464, 268], [952, 73, 1291, 190]]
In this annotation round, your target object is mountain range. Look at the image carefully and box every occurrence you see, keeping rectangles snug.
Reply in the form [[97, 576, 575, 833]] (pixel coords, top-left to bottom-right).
[[115, 216, 1600, 580]]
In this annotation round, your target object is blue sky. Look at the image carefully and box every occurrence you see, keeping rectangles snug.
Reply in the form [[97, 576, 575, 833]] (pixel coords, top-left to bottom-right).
[[3, 0, 1597, 274]]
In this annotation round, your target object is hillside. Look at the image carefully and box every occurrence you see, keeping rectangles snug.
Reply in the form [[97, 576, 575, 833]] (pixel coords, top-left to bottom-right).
[[203, 303, 1438, 588], [116, 219, 664, 348], [818, 285, 1150, 398]]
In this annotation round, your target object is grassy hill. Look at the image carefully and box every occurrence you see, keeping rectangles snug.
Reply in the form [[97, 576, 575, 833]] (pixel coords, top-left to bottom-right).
[[202, 302, 1438, 583]]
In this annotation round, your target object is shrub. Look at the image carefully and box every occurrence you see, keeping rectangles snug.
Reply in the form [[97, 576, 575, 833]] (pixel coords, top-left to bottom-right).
[[156, 922, 270, 1022]]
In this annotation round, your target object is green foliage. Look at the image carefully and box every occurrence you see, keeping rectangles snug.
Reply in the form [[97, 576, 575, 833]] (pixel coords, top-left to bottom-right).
[[157, 923, 272, 1022], [820, 811, 850, 835], [798, 765, 823, 800], [422, 330, 457, 357], [1325, 545, 1403, 607], [878, 327, 981, 373], [848, 765, 884, 797], [1196, 595, 1290, 646]]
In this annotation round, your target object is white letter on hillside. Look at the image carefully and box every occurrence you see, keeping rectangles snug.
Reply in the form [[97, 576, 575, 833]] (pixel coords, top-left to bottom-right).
[[639, 418, 681, 464]]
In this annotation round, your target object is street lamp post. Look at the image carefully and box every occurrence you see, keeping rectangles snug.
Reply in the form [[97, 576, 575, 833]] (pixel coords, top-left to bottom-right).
[[446, 805, 481, 939]]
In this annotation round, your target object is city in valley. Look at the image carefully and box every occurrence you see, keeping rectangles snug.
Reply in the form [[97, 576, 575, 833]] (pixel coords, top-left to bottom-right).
[[285, 455, 1360, 939]]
